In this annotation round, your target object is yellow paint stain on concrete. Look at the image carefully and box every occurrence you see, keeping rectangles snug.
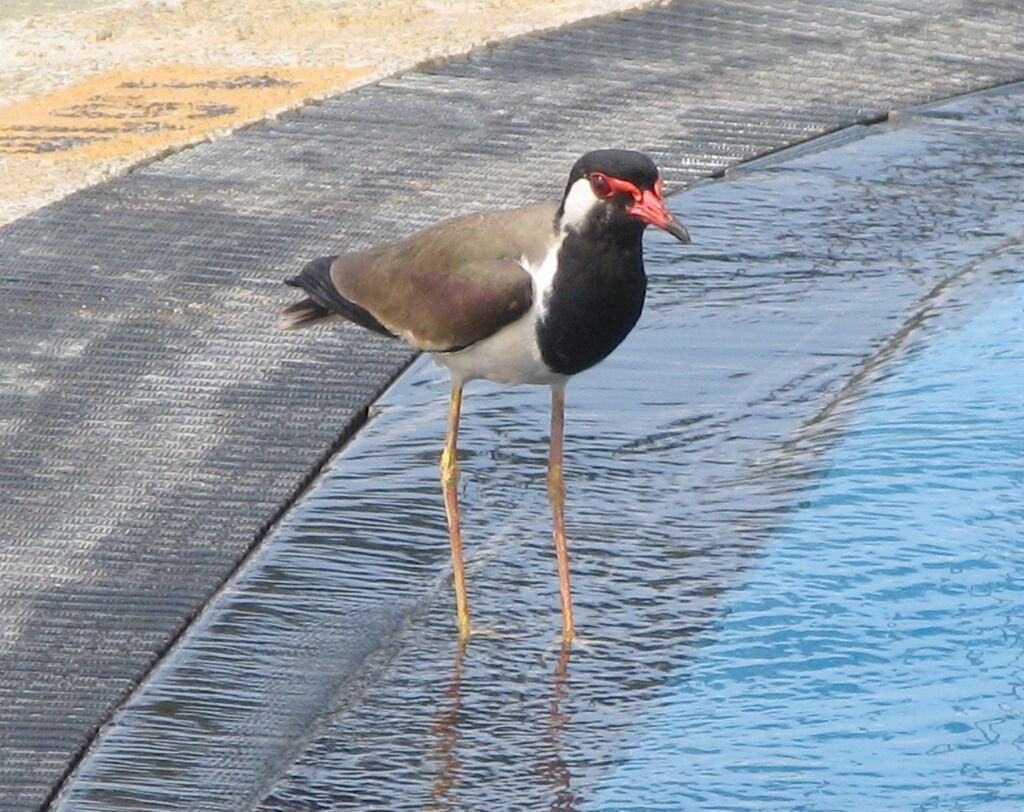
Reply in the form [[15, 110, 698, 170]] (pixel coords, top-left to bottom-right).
[[0, 0, 651, 224], [0, 63, 371, 162]]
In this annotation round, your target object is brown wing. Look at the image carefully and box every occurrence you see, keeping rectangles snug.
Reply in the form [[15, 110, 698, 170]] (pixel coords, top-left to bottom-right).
[[332, 202, 557, 351]]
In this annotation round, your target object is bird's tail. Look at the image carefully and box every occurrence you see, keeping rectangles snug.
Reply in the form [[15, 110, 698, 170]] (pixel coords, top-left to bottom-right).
[[280, 255, 339, 330], [279, 297, 332, 330], [280, 254, 396, 337]]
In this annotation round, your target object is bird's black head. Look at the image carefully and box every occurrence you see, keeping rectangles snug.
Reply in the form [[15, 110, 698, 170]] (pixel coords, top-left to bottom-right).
[[558, 149, 690, 244]]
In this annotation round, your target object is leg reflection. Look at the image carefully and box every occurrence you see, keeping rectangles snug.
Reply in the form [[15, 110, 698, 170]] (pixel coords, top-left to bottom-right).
[[430, 640, 580, 811], [429, 636, 467, 810], [534, 640, 578, 811]]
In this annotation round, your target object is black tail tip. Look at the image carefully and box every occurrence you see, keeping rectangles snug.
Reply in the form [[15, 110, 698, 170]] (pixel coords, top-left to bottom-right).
[[279, 298, 331, 329]]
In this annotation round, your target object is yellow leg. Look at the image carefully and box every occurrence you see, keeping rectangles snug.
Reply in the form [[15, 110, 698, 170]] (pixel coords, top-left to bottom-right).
[[547, 384, 575, 641], [440, 382, 471, 638]]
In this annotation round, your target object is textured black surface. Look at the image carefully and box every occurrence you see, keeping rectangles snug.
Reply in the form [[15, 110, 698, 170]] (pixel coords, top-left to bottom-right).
[[2, 0, 1024, 807]]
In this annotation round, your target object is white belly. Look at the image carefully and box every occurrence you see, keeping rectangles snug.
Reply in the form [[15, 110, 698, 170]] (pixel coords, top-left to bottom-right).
[[432, 310, 564, 386]]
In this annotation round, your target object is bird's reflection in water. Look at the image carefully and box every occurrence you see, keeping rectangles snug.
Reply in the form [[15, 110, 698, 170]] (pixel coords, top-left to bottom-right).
[[428, 637, 467, 809], [534, 640, 577, 811], [428, 639, 579, 811]]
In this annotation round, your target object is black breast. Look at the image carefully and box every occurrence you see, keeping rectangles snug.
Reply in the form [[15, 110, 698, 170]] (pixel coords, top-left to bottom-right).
[[535, 232, 647, 376]]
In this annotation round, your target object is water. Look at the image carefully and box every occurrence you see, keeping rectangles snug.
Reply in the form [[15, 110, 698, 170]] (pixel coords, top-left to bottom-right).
[[56, 84, 1024, 809], [591, 281, 1024, 812]]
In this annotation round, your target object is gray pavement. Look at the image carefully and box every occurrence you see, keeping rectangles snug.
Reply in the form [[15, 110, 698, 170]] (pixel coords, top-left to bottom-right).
[[3, 0, 1024, 808]]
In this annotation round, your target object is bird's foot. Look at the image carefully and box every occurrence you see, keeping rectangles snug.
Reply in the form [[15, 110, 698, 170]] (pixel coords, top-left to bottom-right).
[[545, 631, 604, 656]]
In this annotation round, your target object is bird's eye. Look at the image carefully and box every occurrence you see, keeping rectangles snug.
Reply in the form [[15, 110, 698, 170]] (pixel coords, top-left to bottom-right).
[[590, 172, 613, 198]]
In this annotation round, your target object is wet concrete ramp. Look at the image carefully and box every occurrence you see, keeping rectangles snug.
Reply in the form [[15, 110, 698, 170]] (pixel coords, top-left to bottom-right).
[[3, 0, 1024, 808]]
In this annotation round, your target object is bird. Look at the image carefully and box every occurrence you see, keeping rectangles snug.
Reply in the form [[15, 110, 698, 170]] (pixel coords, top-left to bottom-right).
[[281, 149, 690, 641]]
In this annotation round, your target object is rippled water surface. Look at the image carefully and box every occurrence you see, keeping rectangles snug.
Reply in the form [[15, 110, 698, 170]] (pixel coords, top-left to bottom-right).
[[57, 85, 1024, 810], [592, 281, 1024, 811]]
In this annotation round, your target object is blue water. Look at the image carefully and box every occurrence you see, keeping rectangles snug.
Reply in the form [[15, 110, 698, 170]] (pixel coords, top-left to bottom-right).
[[592, 284, 1024, 810]]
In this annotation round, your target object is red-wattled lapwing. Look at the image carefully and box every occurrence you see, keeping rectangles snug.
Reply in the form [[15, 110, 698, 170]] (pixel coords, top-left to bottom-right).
[[282, 149, 690, 640]]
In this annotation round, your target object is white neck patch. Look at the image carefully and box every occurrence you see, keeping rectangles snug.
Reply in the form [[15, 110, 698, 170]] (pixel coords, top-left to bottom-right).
[[559, 177, 599, 233]]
